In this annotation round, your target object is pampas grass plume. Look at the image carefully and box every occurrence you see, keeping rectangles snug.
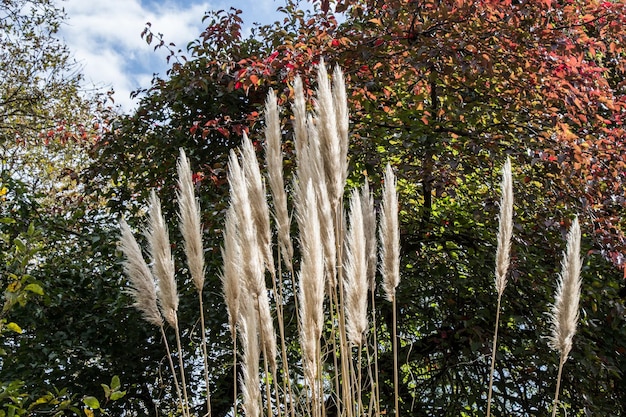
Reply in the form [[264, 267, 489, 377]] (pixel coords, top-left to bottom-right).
[[119, 218, 163, 327], [221, 206, 241, 337], [297, 181, 325, 383], [241, 132, 275, 277], [147, 190, 179, 328], [264, 89, 294, 269], [176, 148, 205, 292], [549, 217, 582, 358], [380, 163, 400, 302], [238, 293, 262, 417], [495, 157, 513, 296], [344, 189, 368, 346]]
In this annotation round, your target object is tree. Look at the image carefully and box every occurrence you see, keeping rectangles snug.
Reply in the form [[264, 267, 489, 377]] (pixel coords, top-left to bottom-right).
[[86, 0, 625, 415], [0, 1, 129, 415]]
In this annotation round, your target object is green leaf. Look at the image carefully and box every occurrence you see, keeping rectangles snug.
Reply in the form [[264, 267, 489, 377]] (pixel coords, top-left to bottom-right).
[[101, 384, 111, 399], [110, 390, 126, 401], [82, 396, 100, 410], [0, 217, 16, 224], [6, 322, 22, 334], [24, 283, 44, 296], [110, 375, 121, 391], [14, 238, 26, 253]]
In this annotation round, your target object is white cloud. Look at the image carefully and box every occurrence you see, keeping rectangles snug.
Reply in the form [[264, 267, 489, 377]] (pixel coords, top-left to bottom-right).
[[58, 0, 290, 111], [59, 0, 213, 110]]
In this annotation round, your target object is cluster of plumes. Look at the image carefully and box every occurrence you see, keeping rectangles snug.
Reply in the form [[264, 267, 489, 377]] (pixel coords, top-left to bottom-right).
[[220, 61, 401, 417], [224, 133, 278, 376], [119, 190, 179, 330], [486, 158, 584, 417], [119, 149, 209, 417], [118, 61, 586, 417], [119, 149, 209, 331]]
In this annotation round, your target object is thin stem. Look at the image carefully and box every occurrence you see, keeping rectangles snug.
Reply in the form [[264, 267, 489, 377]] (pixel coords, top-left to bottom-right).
[[174, 322, 191, 417], [260, 313, 273, 417], [335, 208, 354, 417], [160, 325, 188, 417], [552, 354, 566, 417], [198, 293, 212, 417], [370, 291, 381, 417], [271, 259, 292, 417], [330, 289, 342, 417], [357, 345, 363, 417], [392, 297, 399, 417], [233, 335, 238, 417], [486, 294, 503, 417]]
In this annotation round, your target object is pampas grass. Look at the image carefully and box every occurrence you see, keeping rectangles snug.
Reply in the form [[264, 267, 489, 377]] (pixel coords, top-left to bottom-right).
[[487, 157, 514, 417], [176, 148, 211, 417], [119, 218, 162, 328], [118, 62, 590, 417], [344, 189, 368, 347], [549, 217, 582, 417], [146, 190, 191, 417], [264, 89, 293, 270], [379, 162, 401, 417], [119, 216, 189, 417], [296, 181, 325, 417]]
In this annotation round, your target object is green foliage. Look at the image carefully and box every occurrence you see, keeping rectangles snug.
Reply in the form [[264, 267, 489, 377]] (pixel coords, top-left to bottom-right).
[[0, 0, 618, 415]]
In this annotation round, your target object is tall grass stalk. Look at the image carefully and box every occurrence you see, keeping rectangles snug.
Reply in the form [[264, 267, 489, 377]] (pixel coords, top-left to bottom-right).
[[146, 191, 191, 417], [296, 181, 325, 417], [176, 149, 212, 417], [487, 157, 514, 417], [227, 146, 279, 417], [239, 292, 262, 417], [344, 189, 368, 415], [118, 219, 189, 417], [220, 207, 240, 416], [361, 180, 381, 415], [549, 217, 582, 417], [380, 163, 401, 417], [263, 89, 296, 417]]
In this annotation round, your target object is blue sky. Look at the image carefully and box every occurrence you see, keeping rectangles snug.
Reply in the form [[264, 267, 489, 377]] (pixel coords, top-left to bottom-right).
[[59, 0, 289, 110]]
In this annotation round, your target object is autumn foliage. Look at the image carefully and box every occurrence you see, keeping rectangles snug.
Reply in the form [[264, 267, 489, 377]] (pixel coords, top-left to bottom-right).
[[85, 0, 626, 415]]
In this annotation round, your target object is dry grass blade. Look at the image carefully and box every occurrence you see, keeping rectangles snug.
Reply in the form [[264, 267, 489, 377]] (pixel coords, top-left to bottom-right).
[[176, 148, 205, 292], [119, 218, 162, 327], [494, 157, 513, 296], [147, 190, 178, 327]]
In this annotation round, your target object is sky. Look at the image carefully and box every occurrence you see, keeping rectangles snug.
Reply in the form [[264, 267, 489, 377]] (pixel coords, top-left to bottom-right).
[[58, 0, 288, 111]]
